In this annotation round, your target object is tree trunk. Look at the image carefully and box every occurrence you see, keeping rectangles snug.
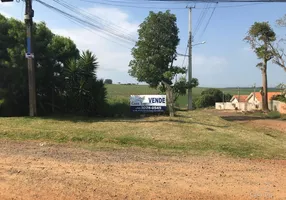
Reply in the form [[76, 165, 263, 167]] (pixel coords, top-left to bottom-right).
[[51, 87, 55, 113], [262, 60, 269, 111], [162, 81, 175, 117]]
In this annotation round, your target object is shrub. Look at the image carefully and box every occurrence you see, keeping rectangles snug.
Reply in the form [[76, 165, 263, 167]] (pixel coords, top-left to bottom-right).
[[201, 88, 223, 102], [272, 95, 286, 103], [103, 97, 132, 117], [195, 94, 215, 108], [267, 111, 281, 119], [104, 79, 113, 84]]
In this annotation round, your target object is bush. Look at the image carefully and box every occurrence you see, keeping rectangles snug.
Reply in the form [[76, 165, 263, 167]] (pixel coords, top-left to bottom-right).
[[105, 97, 130, 117], [104, 79, 113, 84], [195, 94, 215, 108], [267, 111, 281, 119], [201, 88, 223, 102], [272, 95, 286, 103]]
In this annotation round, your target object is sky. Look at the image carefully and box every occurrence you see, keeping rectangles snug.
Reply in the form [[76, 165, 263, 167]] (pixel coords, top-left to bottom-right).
[[0, 0, 286, 88]]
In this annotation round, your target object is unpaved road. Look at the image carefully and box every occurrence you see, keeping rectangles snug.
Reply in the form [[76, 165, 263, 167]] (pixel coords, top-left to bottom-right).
[[207, 110, 286, 133], [0, 140, 285, 200]]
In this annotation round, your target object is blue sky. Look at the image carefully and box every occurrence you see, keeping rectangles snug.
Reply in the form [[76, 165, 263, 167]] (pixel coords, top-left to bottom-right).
[[0, 1, 286, 87]]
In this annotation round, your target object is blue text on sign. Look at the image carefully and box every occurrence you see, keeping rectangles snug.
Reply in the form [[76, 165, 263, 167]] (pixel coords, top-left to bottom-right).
[[148, 98, 166, 104]]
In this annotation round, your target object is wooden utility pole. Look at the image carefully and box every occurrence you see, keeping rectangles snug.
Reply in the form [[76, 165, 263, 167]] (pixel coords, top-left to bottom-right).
[[187, 6, 195, 110], [25, 0, 37, 116]]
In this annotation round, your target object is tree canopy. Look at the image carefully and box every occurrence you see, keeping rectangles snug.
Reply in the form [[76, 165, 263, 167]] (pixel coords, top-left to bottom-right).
[[244, 22, 276, 111], [0, 14, 106, 116]]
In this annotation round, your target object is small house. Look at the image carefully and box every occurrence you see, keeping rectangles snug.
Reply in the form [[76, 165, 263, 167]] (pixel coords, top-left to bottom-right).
[[230, 95, 248, 103], [246, 92, 281, 104]]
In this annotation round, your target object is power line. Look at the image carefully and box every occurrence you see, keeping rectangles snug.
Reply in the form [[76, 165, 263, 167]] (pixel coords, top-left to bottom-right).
[[193, 3, 210, 37], [80, 0, 266, 10], [52, 0, 136, 42], [35, 0, 134, 48], [198, 2, 217, 39]]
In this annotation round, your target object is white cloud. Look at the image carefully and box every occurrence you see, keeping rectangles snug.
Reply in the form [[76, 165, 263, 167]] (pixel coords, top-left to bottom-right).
[[0, 10, 11, 18], [46, 6, 227, 82], [243, 46, 252, 52], [174, 53, 228, 74], [51, 6, 139, 81], [0, 2, 13, 7]]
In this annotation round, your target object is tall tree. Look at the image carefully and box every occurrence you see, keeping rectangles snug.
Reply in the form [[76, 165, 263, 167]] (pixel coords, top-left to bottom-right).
[[0, 14, 106, 116], [129, 11, 198, 117], [244, 22, 276, 111], [271, 15, 286, 73]]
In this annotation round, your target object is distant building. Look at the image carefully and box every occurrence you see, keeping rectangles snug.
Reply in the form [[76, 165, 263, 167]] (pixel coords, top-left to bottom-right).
[[246, 92, 281, 104], [230, 95, 248, 103]]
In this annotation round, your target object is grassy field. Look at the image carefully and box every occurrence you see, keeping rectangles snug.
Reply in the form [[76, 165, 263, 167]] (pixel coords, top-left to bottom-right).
[[0, 111, 285, 159], [106, 84, 281, 108]]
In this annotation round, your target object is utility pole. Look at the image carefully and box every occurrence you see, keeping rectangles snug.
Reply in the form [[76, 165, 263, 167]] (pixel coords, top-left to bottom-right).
[[25, 0, 37, 116], [187, 6, 194, 110], [253, 83, 256, 102]]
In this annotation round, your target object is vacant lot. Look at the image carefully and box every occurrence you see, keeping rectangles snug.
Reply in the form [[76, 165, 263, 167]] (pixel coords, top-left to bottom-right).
[[0, 111, 285, 199]]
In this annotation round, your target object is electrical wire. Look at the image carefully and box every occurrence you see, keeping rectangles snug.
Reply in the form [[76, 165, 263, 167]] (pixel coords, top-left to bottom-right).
[[193, 3, 210, 38], [80, 0, 266, 10], [55, 0, 136, 39], [51, 0, 137, 42], [198, 2, 217, 39], [35, 0, 134, 49]]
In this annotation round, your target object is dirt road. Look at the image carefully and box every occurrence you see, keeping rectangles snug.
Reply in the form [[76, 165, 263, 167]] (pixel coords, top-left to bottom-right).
[[0, 140, 285, 200]]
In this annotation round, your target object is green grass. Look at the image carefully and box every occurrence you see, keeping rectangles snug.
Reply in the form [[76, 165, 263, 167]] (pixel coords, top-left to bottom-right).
[[105, 84, 280, 108], [0, 111, 285, 159]]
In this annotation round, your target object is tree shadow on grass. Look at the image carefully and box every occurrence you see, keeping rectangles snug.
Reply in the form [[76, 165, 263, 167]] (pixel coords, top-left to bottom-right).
[[39, 115, 229, 128], [220, 115, 265, 122]]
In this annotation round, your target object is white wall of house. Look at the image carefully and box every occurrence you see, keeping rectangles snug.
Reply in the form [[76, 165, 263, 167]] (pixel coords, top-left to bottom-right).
[[230, 98, 238, 103], [247, 95, 260, 104]]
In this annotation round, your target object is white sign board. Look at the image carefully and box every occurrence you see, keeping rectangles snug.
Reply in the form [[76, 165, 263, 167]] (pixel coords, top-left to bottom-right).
[[130, 95, 167, 113]]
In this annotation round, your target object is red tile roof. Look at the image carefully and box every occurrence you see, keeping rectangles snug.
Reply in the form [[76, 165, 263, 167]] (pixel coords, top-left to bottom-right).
[[232, 95, 248, 102], [249, 92, 281, 102]]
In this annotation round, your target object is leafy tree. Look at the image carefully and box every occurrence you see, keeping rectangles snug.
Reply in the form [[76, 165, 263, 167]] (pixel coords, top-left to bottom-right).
[[244, 22, 276, 111], [276, 83, 286, 94], [104, 79, 113, 84], [201, 88, 223, 103], [0, 14, 105, 116], [195, 88, 230, 108], [63, 50, 106, 115], [224, 93, 233, 102], [273, 15, 286, 72], [129, 11, 198, 117], [195, 94, 215, 108]]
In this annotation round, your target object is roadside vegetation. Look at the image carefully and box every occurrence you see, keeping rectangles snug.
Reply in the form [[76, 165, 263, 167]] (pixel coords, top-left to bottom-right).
[[0, 111, 285, 159]]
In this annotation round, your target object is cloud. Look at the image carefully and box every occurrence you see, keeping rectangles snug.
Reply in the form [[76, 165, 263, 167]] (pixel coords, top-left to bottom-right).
[[51, 6, 139, 81], [174, 53, 228, 74], [0, 2, 13, 7], [0, 10, 12, 18], [242, 46, 252, 52]]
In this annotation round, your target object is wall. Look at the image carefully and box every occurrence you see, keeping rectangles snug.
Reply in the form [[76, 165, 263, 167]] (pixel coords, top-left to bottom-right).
[[215, 103, 236, 110], [247, 95, 260, 105], [271, 100, 286, 114], [216, 100, 286, 114]]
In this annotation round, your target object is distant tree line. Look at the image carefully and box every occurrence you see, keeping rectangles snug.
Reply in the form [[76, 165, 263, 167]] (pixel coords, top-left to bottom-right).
[[0, 14, 106, 116]]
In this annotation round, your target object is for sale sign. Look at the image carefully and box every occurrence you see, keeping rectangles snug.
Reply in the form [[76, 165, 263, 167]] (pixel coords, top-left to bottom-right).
[[130, 95, 167, 113]]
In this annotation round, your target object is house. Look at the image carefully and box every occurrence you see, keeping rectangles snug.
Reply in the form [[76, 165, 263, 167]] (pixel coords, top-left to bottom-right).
[[230, 95, 248, 103], [246, 92, 281, 104]]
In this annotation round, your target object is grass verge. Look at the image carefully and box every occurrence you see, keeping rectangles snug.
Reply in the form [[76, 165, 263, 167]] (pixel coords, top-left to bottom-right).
[[0, 111, 285, 159]]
